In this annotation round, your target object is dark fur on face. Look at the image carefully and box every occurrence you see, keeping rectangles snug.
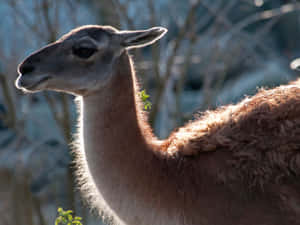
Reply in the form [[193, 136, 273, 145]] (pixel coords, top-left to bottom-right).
[[16, 25, 300, 225]]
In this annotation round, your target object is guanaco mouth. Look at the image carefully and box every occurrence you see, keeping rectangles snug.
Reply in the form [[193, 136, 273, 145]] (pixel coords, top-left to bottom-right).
[[16, 75, 51, 91]]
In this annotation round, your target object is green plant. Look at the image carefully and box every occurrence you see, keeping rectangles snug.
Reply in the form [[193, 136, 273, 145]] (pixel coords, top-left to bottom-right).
[[139, 89, 152, 110], [55, 207, 83, 225]]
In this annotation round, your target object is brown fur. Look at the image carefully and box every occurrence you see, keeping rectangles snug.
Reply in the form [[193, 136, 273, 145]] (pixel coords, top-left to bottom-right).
[[16, 25, 300, 225], [167, 83, 300, 188], [74, 52, 300, 225]]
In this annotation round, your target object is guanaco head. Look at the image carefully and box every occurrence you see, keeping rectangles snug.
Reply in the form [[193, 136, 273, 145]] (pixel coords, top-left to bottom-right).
[[16, 25, 167, 95]]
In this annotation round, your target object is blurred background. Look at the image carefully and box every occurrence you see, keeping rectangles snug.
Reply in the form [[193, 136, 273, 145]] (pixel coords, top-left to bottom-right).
[[1, 0, 300, 224]]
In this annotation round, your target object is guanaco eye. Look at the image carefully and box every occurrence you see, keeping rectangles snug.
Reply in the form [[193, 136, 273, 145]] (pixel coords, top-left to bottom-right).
[[72, 46, 97, 59]]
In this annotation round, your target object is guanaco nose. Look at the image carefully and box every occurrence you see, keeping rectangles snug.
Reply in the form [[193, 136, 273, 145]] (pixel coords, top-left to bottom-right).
[[16, 60, 38, 88], [19, 63, 35, 75]]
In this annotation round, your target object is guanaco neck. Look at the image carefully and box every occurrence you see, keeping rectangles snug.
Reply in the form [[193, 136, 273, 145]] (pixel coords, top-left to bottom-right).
[[77, 51, 166, 224], [78, 51, 161, 186], [81, 51, 154, 154]]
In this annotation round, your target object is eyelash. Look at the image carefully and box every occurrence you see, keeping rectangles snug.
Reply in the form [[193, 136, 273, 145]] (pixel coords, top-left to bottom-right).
[[72, 47, 97, 59]]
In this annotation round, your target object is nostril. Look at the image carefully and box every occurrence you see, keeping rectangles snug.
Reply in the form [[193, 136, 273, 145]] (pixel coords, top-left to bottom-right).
[[20, 64, 35, 75]]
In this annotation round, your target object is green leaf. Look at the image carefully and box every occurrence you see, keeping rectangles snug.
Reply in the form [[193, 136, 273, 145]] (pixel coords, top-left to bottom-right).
[[68, 214, 73, 221], [55, 207, 83, 225], [55, 217, 62, 225], [139, 89, 152, 111]]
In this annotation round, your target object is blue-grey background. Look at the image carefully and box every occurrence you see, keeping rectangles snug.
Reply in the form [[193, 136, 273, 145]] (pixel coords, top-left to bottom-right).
[[0, 0, 299, 224]]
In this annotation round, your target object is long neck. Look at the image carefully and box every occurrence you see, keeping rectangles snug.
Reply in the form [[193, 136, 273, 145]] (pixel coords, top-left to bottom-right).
[[76, 52, 220, 225], [81, 51, 154, 156], [77, 52, 175, 225]]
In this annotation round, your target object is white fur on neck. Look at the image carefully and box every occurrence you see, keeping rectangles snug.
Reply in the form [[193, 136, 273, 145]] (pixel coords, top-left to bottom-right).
[[73, 95, 183, 225]]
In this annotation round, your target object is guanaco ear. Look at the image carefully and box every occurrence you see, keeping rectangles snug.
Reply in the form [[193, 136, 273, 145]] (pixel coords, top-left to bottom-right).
[[119, 27, 167, 49]]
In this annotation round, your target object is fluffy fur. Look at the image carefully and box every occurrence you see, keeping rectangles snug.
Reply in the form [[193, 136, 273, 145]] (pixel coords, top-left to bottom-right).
[[166, 83, 300, 188], [16, 25, 300, 225], [74, 51, 300, 225]]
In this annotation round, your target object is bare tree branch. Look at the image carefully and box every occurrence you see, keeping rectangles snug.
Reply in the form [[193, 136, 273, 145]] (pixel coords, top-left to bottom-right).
[[0, 73, 16, 129], [224, 3, 300, 43], [149, 0, 203, 125]]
